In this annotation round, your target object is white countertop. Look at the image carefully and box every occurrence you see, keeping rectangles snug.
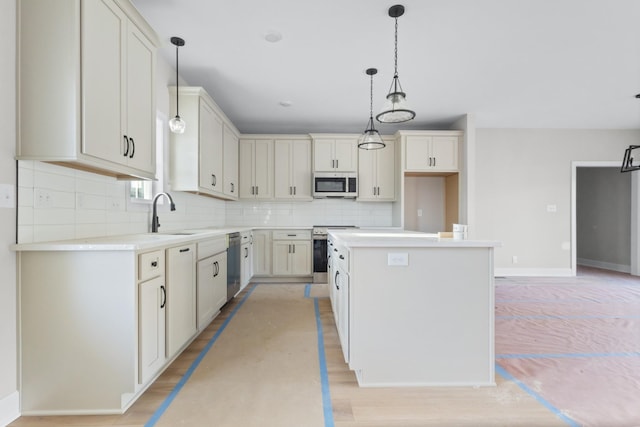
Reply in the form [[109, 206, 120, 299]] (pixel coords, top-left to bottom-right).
[[11, 227, 253, 252], [329, 229, 501, 248]]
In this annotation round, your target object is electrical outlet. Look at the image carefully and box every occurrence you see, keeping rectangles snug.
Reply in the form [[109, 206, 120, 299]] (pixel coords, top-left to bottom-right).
[[512, 256, 518, 264], [388, 253, 409, 266], [546, 204, 557, 213], [417, 209, 423, 217], [0, 184, 15, 208], [35, 189, 52, 208]]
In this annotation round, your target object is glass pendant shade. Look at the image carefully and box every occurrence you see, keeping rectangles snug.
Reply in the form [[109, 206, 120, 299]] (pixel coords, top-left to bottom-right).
[[377, 5, 415, 124], [359, 68, 385, 150], [169, 115, 186, 134]]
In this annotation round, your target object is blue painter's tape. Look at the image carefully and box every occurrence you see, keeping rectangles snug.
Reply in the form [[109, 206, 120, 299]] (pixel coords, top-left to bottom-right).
[[495, 363, 579, 427], [497, 352, 640, 359], [145, 285, 257, 427], [314, 297, 335, 427], [305, 283, 312, 298]]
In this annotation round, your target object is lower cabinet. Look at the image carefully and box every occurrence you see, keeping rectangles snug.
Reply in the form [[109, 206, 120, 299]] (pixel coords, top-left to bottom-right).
[[166, 244, 197, 359], [271, 230, 312, 276], [139, 275, 166, 384], [241, 242, 252, 289], [197, 251, 227, 330], [252, 230, 272, 276]]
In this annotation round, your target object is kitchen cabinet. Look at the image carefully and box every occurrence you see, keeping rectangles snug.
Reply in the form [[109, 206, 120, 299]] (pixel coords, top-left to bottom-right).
[[170, 87, 239, 200], [240, 231, 253, 290], [166, 244, 197, 359], [311, 135, 358, 172], [138, 250, 166, 384], [274, 138, 312, 200], [272, 230, 312, 276], [17, 0, 159, 180], [333, 242, 350, 363], [196, 238, 227, 330], [402, 132, 460, 172], [252, 230, 272, 276], [358, 138, 396, 201], [239, 138, 274, 199], [223, 125, 240, 199]]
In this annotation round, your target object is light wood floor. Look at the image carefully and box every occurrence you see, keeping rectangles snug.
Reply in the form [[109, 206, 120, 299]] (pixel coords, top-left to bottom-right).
[[9, 267, 626, 426]]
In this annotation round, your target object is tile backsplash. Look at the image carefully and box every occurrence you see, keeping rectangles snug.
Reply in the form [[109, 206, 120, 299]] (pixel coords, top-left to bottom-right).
[[17, 161, 393, 243]]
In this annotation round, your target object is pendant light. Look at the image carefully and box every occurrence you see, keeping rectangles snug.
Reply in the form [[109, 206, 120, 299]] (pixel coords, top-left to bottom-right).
[[169, 36, 186, 134], [376, 4, 415, 124], [359, 68, 386, 150]]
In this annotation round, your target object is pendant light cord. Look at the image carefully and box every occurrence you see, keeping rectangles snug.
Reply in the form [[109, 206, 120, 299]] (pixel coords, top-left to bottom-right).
[[394, 16, 399, 77], [369, 72, 374, 120], [175, 44, 180, 117]]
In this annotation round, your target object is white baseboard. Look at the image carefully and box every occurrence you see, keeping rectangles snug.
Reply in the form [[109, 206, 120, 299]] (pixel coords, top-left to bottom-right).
[[495, 267, 574, 277], [0, 391, 19, 427], [577, 258, 630, 273]]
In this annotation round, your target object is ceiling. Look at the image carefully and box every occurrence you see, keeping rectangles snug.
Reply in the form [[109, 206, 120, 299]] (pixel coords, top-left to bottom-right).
[[131, 0, 640, 135]]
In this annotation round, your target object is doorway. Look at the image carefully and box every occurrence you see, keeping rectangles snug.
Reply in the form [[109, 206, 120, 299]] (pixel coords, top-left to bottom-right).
[[571, 161, 638, 276]]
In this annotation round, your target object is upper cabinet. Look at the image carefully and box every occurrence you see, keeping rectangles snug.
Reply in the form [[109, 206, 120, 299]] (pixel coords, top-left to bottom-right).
[[400, 131, 461, 173], [223, 126, 239, 199], [17, 0, 159, 180], [358, 138, 396, 201], [274, 138, 312, 201], [311, 135, 358, 173], [169, 87, 239, 201], [239, 138, 274, 200]]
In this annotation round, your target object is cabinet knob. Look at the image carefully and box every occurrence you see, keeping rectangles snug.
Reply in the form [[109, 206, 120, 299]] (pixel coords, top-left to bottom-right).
[[151, 260, 158, 267], [129, 138, 135, 158]]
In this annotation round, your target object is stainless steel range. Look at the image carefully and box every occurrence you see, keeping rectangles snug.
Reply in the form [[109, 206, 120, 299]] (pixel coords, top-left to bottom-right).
[[312, 225, 357, 283]]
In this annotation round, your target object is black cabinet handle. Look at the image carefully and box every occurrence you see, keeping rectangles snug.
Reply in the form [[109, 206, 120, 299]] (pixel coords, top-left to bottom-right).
[[151, 260, 158, 267], [231, 182, 235, 193], [245, 247, 248, 258], [179, 248, 190, 253], [211, 174, 217, 186], [335, 270, 340, 290], [213, 261, 219, 277], [123, 135, 129, 157], [160, 285, 166, 308], [334, 248, 338, 252], [339, 255, 344, 260], [129, 137, 135, 158]]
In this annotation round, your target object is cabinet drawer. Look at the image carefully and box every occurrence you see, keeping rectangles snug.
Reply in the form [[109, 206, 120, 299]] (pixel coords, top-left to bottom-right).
[[198, 237, 227, 260], [272, 230, 311, 241], [139, 250, 165, 281], [241, 231, 252, 244]]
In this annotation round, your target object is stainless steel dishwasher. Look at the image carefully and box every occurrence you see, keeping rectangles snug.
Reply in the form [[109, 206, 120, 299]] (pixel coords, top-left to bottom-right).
[[226, 232, 241, 301]]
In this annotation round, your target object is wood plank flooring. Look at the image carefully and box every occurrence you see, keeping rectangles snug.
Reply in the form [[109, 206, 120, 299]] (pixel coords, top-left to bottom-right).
[[9, 267, 632, 426]]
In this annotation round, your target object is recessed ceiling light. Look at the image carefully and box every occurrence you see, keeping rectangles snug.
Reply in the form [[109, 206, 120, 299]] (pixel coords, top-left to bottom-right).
[[264, 30, 282, 43], [279, 100, 293, 107]]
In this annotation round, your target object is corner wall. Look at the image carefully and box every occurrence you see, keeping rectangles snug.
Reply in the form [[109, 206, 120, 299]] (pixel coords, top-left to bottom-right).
[[475, 128, 640, 275], [0, 0, 19, 424]]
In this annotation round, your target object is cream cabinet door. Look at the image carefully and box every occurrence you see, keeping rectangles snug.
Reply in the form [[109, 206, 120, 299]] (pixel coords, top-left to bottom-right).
[[313, 139, 335, 171], [405, 136, 432, 170], [272, 241, 292, 276], [82, 0, 125, 165], [375, 141, 395, 200], [274, 139, 312, 200], [253, 140, 274, 199], [223, 125, 239, 198], [357, 148, 377, 200], [252, 230, 272, 276], [239, 140, 255, 198], [199, 100, 224, 194], [166, 244, 197, 359], [138, 275, 165, 384], [125, 24, 155, 174], [334, 139, 357, 172], [290, 241, 312, 275], [430, 136, 459, 171], [274, 140, 293, 199]]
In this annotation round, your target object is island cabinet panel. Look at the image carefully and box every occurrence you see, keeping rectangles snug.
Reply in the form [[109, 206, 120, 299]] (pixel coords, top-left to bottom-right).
[[19, 251, 139, 414], [344, 245, 495, 387], [17, 0, 159, 180]]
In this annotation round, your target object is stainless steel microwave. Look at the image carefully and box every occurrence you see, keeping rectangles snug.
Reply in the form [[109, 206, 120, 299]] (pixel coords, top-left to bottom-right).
[[313, 172, 357, 198]]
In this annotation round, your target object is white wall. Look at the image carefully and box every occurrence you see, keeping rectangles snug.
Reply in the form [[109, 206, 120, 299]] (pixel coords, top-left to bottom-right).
[[403, 176, 445, 232], [577, 167, 631, 272], [474, 128, 640, 275], [0, 0, 18, 423]]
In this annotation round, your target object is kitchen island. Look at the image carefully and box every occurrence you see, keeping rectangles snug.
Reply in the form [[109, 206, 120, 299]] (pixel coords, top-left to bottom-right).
[[328, 230, 500, 387]]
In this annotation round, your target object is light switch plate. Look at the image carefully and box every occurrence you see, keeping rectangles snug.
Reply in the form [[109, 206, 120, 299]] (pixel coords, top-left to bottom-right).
[[0, 184, 15, 208], [388, 252, 409, 266]]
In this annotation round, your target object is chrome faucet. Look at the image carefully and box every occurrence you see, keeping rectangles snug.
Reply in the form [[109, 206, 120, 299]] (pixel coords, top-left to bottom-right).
[[151, 192, 176, 233]]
